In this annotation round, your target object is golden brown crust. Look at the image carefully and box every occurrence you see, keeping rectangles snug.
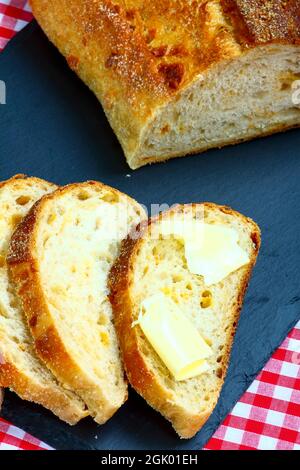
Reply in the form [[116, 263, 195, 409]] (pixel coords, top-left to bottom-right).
[[0, 175, 88, 425], [29, 1, 300, 167], [30, 0, 242, 103], [0, 361, 86, 425], [221, 0, 300, 45], [7, 181, 144, 424], [31, 0, 300, 98], [0, 174, 50, 192], [109, 203, 261, 438]]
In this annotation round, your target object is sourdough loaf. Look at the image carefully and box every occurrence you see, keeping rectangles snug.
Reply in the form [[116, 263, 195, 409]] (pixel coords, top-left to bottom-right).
[[8, 181, 145, 424], [30, 0, 300, 168], [109, 203, 261, 438], [0, 175, 87, 424]]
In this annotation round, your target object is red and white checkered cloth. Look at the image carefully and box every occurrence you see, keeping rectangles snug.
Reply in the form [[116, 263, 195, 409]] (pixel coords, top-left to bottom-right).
[[0, 417, 51, 450], [0, 0, 300, 451], [0, 0, 32, 51], [206, 324, 300, 450]]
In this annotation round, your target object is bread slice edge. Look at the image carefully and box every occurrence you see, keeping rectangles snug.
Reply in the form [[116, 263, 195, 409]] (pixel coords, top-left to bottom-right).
[[7, 181, 145, 424], [109, 203, 261, 438], [0, 175, 88, 425]]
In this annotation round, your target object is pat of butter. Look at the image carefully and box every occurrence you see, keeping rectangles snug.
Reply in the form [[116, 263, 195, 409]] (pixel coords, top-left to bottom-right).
[[134, 293, 212, 381], [160, 220, 249, 286]]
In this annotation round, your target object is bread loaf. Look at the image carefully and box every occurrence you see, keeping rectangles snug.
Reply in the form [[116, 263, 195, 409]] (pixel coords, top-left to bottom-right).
[[30, 0, 300, 168], [0, 175, 88, 425], [8, 181, 145, 424], [0, 388, 3, 410], [109, 203, 260, 438]]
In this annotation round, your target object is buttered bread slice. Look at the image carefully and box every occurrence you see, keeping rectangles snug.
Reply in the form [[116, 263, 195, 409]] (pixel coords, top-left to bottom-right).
[[0, 175, 87, 424], [8, 181, 145, 424], [109, 203, 260, 438]]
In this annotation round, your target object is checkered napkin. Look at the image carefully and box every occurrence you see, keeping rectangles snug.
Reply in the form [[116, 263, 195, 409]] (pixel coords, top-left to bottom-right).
[[206, 323, 300, 450], [0, 418, 52, 450], [0, 0, 32, 51], [0, 0, 300, 451]]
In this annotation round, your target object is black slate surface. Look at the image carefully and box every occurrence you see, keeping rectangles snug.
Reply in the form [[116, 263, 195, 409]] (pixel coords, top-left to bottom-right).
[[0, 21, 300, 450]]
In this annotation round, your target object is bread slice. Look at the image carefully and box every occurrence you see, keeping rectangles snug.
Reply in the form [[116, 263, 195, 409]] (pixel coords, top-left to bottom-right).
[[0, 388, 3, 410], [8, 181, 145, 424], [109, 203, 261, 438], [0, 175, 88, 424], [30, 0, 300, 168]]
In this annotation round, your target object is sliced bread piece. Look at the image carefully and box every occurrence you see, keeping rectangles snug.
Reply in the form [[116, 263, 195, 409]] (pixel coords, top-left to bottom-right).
[[8, 181, 146, 424], [109, 203, 261, 438], [0, 175, 88, 424]]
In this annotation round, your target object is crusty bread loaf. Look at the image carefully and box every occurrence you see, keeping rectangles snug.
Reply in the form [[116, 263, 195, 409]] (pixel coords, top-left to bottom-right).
[[30, 0, 300, 168], [0, 175, 88, 425], [8, 181, 145, 424], [109, 203, 261, 438]]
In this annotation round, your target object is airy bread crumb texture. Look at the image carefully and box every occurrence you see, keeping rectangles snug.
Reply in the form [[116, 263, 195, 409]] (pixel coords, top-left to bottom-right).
[[29, 0, 300, 169], [0, 176, 87, 424], [137, 44, 300, 167], [18, 182, 145, 423], [113, 204, 260, 437]]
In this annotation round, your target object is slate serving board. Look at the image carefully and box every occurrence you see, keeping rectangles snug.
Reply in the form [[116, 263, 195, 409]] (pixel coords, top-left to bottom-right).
[[0, 21, 300, 450]]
